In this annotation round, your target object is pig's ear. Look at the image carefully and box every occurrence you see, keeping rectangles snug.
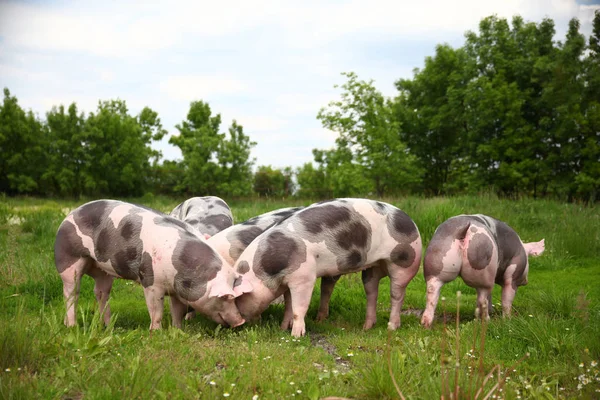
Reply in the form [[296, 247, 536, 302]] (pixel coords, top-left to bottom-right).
[[203, 233, 212, 240], [208, 281, 235, 299], [233, 276, 253, 297], [525, 239, 545, 257]]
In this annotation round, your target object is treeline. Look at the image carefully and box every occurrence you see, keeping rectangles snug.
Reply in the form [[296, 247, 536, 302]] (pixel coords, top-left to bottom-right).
[[1, 13, 599, 201], [299, 13, 600, 202]]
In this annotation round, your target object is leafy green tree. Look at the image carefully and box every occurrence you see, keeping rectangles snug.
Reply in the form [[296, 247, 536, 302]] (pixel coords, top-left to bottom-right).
[[0, 88, 48, 194], [295, 162, 328, 198], [84, 100, 166, 196], [170, 101, 255, 197], [317, 72, 422, 197], [44, 103, 87, 196], [253, 165, 293, 197], [216, 120, 256, 197]]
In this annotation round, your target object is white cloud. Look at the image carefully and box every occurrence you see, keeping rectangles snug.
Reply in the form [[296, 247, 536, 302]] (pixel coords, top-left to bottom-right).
[[159, 76, 249, 102]]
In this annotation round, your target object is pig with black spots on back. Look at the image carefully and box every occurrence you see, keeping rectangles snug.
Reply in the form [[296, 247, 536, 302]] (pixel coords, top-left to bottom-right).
[[169, 196, 234, 238], [207, 206, 304, 265], [54, 200, 252, 330], [233, 199, 422, 337], [420, 214, 545, 328], [178, 206, 303, 321]]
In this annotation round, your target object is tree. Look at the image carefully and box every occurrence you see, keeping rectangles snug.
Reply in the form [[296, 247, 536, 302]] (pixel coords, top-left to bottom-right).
[[317, 72, 422, 197], [170, 101, 256, 197], [216, 120, 256, 197], [84, 100, 166, 196], [295, 162, 328, 198], [44, 103, 87, 196], [253, 165, 294, 197], [0, 88, 48, 195]]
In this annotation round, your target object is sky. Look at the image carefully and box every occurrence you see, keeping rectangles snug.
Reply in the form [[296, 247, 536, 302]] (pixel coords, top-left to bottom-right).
[[1, 0, 599, 169]]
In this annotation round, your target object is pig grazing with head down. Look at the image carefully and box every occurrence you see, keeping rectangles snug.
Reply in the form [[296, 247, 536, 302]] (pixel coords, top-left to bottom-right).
[[169, 196, 234, 238], [207, 207, 304, 266], [420, 214, 545, 328], [54, 200, 252, 330], [233, 199, 422, 337]]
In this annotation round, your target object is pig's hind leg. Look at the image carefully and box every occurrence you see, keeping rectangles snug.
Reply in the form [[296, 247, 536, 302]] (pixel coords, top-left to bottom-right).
[[59, 257, 92, 327], [386, 259, 420, 330], [280, 290, 293, 330], [87, 265, 114, 326], [362, 263, 388, 330]]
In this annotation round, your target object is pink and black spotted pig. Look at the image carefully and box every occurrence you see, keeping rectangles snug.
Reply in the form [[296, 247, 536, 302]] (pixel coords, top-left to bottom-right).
[[233, 199, 422, 337], [169, 196, 234, 238], [54, 200, 252, 330], [420, 214, 545, 328]]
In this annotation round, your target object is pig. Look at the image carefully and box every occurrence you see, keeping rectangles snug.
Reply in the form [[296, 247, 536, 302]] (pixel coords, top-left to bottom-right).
[[169, 196, 234, 238], [207, 206, 304, 266], [180, 206, 303, 321], [233, 198, 422, 337], [54, 200, 252, 330], [420, 214, 545, 328]]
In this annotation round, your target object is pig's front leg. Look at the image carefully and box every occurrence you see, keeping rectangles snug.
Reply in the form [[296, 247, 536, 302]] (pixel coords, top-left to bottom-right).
[[170, 296, 188, 329], [280, 290, 293, 330], [316, 275, 341, 322], [288, 273, 317, 337], [143, 286, 166, 330], [362, 264, 387, 330]]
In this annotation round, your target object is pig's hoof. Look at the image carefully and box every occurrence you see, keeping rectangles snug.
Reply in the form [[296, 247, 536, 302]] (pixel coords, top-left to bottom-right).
[[184, 312, 196, 321], [315, 311, 328, 322], [420, 315, 433, 328], [280, 319, 292, 330], [291, 325, 306, 337], [362, 320, 376, 330], [387, 321, 400, 331]]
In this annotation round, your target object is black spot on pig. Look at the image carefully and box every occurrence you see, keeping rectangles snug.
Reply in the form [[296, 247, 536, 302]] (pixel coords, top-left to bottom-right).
[[54, 220, 90, 273], [213, 199, 229, 209], [237, 227, 265, 247], [391, 244, 416, 268], [254, 231, 307, 285], [467, 233, 493, 270], [336, 221, 369, 250], [237, 260, 250, 274], [139, 251, 154, 287], [172, 235, 223, 301], [389, 209, 419, 240], [203, 214, 233, 231], [121, 221, 134, 240], [299, 205, 351, 234], [73, 201, 115, 238]]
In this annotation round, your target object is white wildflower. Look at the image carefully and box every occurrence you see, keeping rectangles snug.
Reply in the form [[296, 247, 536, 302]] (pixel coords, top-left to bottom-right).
[[210, 381, 216, 386]]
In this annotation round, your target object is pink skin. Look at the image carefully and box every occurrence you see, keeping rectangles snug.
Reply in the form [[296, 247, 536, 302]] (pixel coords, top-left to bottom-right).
[[420, 224, 545, 328], [235, 207, 423, 337], [58, 204, 250, 330]]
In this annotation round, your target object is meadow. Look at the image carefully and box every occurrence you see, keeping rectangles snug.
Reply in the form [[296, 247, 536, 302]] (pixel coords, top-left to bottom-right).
[[0, 195, 598, 399]]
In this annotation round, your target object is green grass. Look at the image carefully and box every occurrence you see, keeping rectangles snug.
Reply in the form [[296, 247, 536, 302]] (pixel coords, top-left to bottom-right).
[[0, 195, 599, 399]]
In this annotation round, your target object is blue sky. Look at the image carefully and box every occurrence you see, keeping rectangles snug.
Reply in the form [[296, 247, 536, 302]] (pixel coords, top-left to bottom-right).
[[1, 0, 598, 169]]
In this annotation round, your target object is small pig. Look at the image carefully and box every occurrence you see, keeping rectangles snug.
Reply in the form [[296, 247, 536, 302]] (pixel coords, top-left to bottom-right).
[[54, 200, 252, 330], [233, 199, 422, 337], [420, 214, 545, 328], [169, 196, 234, 238], [178, 206, 303, 321], [207, 207, 304, 266]]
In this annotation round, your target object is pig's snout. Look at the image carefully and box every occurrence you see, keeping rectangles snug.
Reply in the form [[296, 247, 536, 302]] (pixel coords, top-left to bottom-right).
[[231, 318, 245, 328]]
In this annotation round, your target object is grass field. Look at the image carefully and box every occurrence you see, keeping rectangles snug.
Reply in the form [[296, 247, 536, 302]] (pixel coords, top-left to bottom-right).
[[0, 195, 599, 399]]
